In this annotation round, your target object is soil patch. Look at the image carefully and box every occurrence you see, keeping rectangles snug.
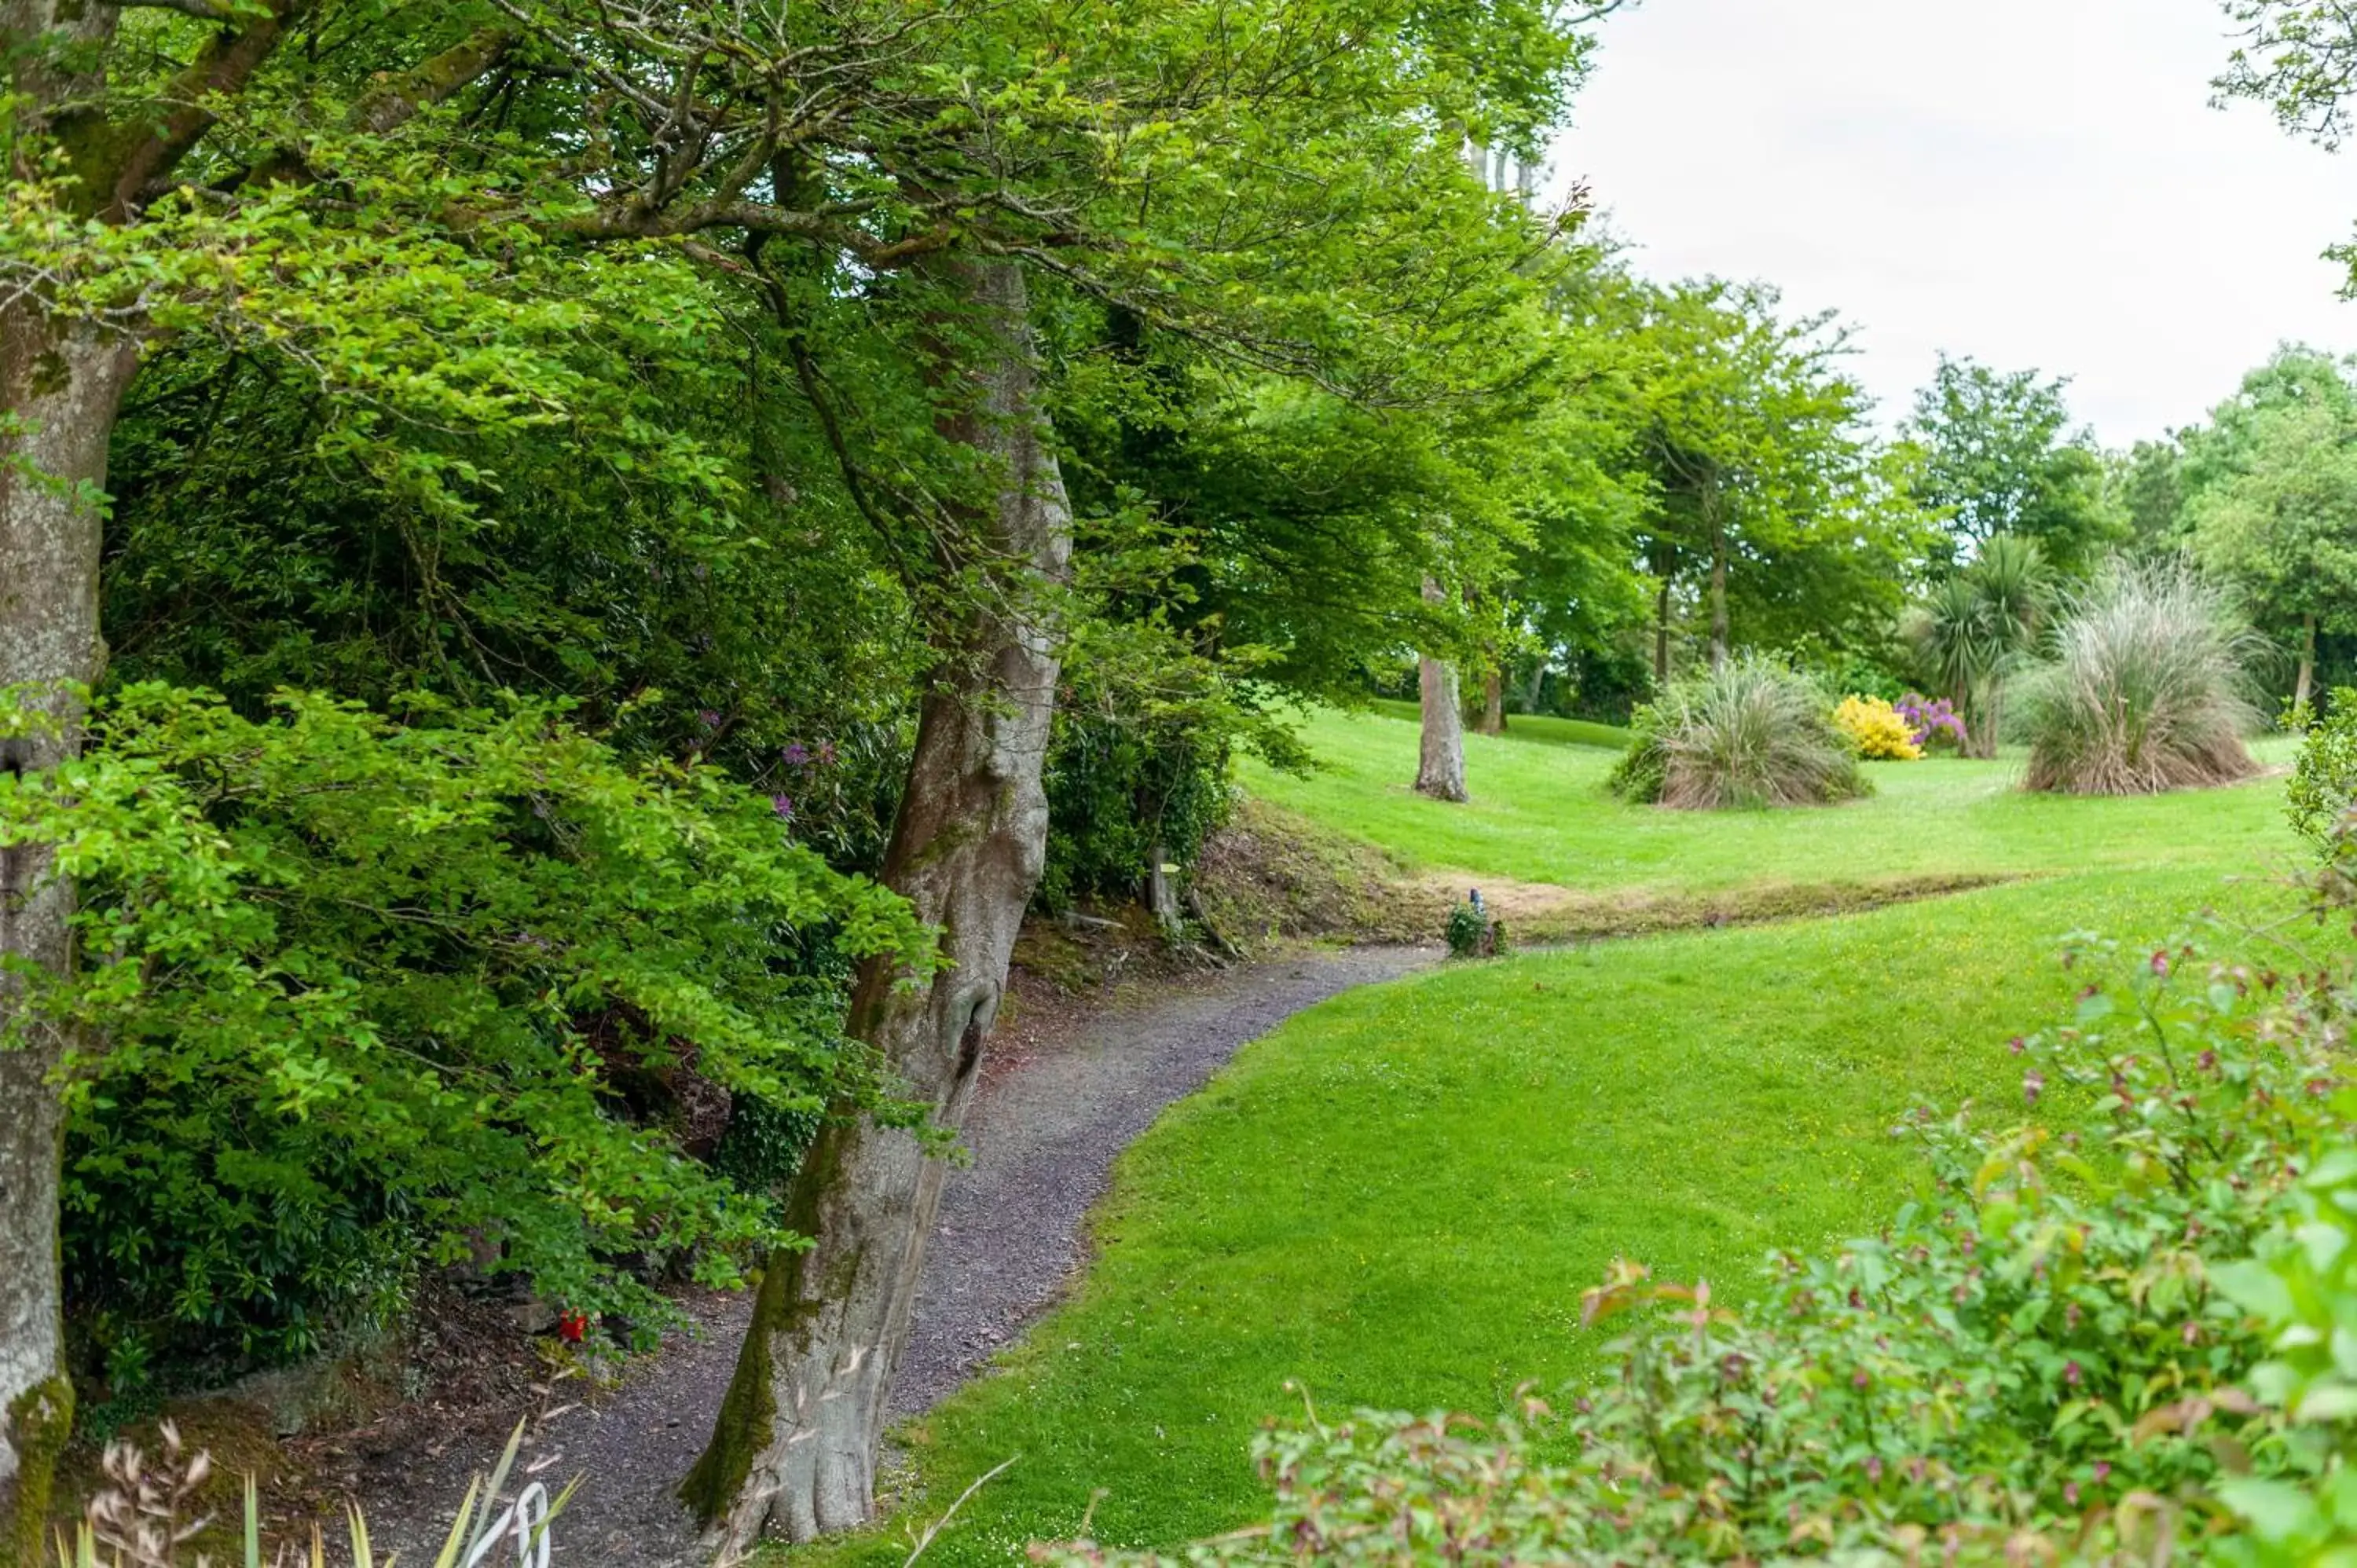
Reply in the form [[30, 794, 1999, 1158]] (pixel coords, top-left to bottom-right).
[[1413, 870, 2029, 946]]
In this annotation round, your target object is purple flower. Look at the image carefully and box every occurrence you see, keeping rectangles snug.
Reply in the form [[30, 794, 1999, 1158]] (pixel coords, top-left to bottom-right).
[[698, 709, 723, 730], [783, 742, 811, 766], [771, 793, 794, 819], [2063, 1359, 2082, 1386], [1896, 693, 1969, 749], [2024, 1069, 2045, 1105], [2150, 949, 2171, 978], [818, 739, 839, 767]]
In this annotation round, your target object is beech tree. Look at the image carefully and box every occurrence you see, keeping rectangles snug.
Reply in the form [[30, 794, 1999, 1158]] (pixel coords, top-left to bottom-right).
[[0, 6, 559, 1542], [654, 0, 1597, 1536]]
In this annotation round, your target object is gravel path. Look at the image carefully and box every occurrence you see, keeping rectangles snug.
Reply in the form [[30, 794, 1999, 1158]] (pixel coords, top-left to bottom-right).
[[361, 944, 1435, 1566]]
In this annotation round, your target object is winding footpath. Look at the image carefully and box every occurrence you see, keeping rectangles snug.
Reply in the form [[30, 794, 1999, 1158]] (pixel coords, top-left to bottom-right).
[[365, 944, 1435, 1566]]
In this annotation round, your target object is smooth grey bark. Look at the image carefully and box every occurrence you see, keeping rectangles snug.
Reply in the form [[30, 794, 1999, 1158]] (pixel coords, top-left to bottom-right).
[[1414, 578, 1468, 803], [0, 302, 136, 1560], [685, 255, 1072, 1552]]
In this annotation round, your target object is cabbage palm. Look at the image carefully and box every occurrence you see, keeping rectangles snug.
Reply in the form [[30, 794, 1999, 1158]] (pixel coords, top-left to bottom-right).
[[1904, 533, 2051, 757]]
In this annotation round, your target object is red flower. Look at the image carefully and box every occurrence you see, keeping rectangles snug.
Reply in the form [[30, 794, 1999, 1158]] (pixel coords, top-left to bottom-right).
[[557, 1310, 588, 1344]]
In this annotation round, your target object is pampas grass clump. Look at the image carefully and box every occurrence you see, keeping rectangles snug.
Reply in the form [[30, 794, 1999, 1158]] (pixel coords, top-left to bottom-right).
[[1611, 657, 1867, 810], [2019, 562, 2262, 796]]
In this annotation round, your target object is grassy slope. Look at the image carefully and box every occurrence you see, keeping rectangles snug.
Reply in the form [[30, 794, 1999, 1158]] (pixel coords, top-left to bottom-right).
[[797, 715, 2300, 1565], [1366, 698, 1636, 753]]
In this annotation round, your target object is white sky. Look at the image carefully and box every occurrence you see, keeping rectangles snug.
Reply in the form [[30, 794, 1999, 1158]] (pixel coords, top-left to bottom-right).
[[1555, 0, 2357, 448]]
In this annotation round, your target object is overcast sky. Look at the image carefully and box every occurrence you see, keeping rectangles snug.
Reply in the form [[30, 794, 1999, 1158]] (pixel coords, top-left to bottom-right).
[[1556, 0, 2357, 449]]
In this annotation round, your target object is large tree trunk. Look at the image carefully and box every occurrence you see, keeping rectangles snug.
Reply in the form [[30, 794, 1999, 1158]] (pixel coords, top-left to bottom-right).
[[0, 307, 136, 1562], [683, 256, 1072, 1551], [1414, 579, 1468, 803], [2297, 612, 2319, 720]]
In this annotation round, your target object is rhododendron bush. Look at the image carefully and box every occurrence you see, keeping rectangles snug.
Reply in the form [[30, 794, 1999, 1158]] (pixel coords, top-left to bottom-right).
[[1898, 692, 1970, 754]]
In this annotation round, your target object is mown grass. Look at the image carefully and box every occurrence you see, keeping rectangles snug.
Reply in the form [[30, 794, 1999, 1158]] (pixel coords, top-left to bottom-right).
[[787, 711, 2304, 1566], [1242, 706, 2299, 896], [1366, 698, 1635, 753]]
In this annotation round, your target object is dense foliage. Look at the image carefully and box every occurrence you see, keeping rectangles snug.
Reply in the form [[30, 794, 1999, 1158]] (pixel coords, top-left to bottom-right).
[[2, 685, 925, 1405], [1904, 356, 2122, 573], [2290, 690, 2357, 844]]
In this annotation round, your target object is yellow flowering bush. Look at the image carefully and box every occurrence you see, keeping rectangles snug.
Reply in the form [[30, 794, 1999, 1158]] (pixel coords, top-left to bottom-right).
[[1833, 694, 1923, 760]]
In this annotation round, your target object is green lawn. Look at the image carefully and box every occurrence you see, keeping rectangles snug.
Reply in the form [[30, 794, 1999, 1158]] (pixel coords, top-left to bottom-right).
[[1242, 706, 2300, 895], [793, 713, 2304, 1565], [1366, 698, 1636, 753]]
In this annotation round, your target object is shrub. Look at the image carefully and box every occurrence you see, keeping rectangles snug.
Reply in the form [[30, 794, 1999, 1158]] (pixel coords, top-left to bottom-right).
[[2019, 561, 2264, 795], [2, 685, 931, 1401], [2289, 688, 2357, 846], [1442, 893, 1508, 960], [1610, 658, 1867, 810], [1831, 694, 1923, 760], [1896, 691, 1969, 753]]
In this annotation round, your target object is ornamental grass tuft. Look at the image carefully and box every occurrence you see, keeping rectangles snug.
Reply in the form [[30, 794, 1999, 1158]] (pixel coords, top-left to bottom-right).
[[2018, 561, 2264, 797], [1611, 658, 1867, 810]]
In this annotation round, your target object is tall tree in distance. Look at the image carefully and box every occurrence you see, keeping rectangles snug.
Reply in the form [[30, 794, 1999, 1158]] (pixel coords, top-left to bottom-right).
[[1903, 355, 2122, 573], [2183, 354, 2357, 713], [1633, 280, 1875, 672]]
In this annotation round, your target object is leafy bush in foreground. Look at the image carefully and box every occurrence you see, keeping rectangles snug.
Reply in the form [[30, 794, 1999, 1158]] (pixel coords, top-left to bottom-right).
[[1832, 694, 1923, 760], [1611, 658, 1867, 810], [2289, 688, 2357, 847], [2020, 562, 2263, 796], [2, 685, 930, 1399], [1050, 841, 2357, 1564]]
